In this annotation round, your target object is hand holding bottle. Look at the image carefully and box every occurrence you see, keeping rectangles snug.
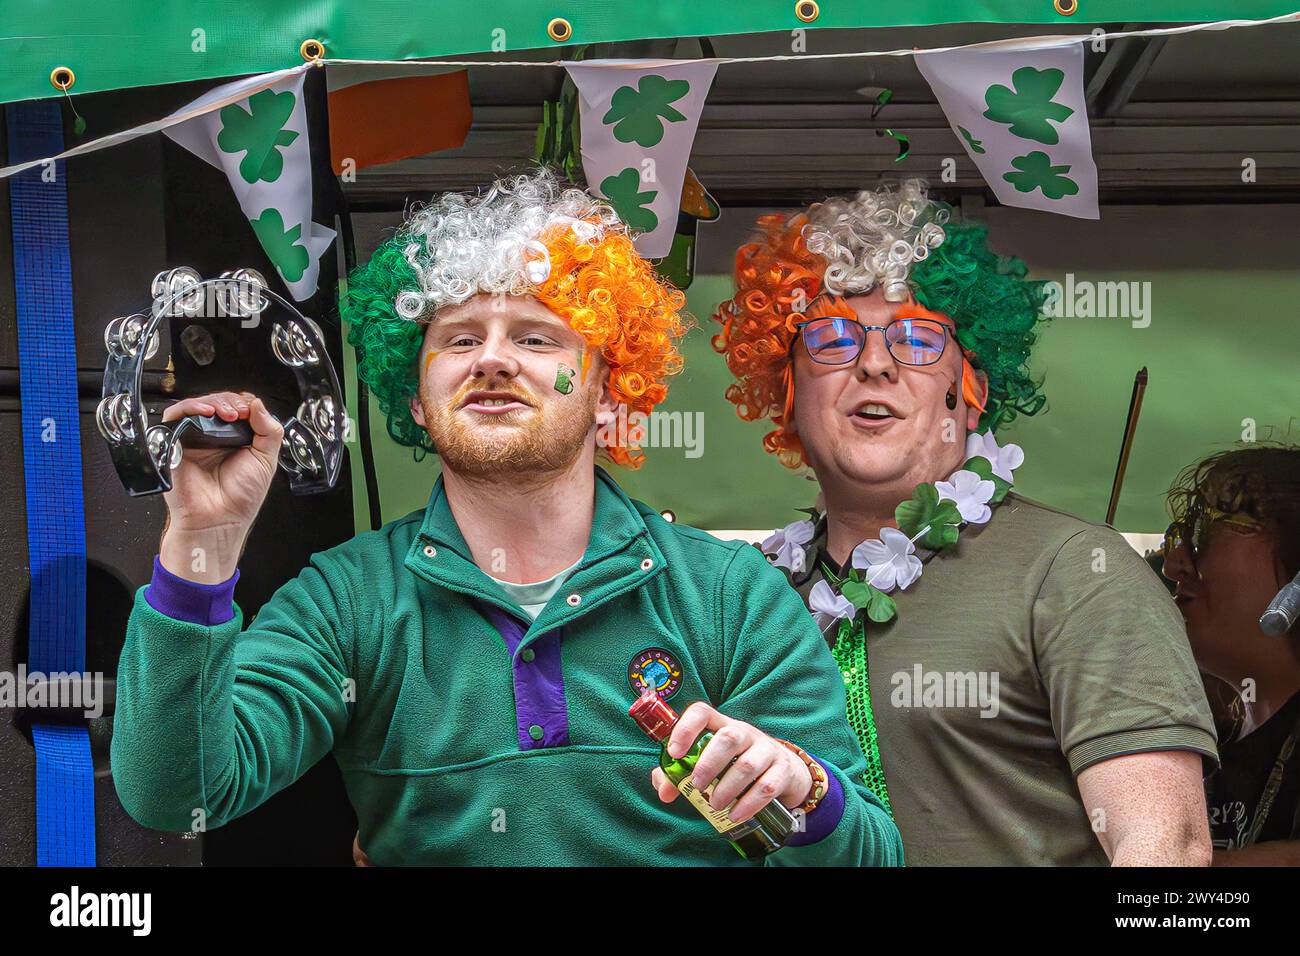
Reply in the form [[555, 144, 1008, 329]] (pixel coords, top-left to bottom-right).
[[644, 700, 814, 823]]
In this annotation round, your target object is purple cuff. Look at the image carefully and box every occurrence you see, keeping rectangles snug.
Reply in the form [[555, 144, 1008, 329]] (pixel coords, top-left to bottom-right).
[[144, 554, 239, 626], [784, 755, 846, 847]]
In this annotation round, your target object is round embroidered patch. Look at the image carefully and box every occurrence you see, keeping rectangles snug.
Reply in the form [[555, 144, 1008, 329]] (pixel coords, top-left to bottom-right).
[[628, 647, 683, 700]]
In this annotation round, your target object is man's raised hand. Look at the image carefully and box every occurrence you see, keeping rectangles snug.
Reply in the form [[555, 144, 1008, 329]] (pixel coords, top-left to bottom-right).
[[158, 390, 283, 583]]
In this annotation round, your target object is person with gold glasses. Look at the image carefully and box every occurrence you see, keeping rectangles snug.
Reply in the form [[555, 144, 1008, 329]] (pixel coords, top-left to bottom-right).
[[1163, 445, 1300, 864]]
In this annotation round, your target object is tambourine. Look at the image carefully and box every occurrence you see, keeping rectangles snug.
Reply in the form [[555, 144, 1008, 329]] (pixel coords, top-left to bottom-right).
[[98, 267, 345, 497]]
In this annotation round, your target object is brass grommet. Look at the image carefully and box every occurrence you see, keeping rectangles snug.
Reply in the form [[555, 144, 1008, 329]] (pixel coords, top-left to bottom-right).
[[300, 38, 325, 62], [50, 66, 76, 91], [547, 17, 573, 42], [795, 0, 820, 22], [1053, 0, 1078, 15]]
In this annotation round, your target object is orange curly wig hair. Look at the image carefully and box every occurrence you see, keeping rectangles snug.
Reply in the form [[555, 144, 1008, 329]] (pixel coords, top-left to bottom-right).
[[531, 223, 688, 467]]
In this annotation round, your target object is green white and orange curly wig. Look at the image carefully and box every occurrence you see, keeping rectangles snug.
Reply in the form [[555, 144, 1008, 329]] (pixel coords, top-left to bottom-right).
[[712, 179, 1051, 469], [343, 167, 688, 468]]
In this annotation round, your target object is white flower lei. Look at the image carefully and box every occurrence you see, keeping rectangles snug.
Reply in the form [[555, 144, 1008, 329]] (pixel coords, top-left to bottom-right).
[[763, 430, 1023, 628]]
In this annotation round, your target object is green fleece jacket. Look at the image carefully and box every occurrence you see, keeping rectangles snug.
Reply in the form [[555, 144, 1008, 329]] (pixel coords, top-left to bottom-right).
[[111, 468, 901, 866]]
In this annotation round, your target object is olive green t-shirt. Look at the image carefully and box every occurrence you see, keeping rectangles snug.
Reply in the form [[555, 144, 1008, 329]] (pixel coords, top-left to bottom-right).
[[783, 492, 1218, 866]]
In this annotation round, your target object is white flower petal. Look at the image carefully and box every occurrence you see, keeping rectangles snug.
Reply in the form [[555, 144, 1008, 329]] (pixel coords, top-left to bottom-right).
[[878, 526, 916, 555], [785, 542, 807, 573], [993, 442, 1024, 482], [851, 538, 890, 570], [786, 519, 816, 545], [862, 563, 899, 593], [895, 554, 924, 590], [761, 518, 815, 566], [965, 431, 993, 463], [938, 469, 996, 524], [809, 580, 854, 620]]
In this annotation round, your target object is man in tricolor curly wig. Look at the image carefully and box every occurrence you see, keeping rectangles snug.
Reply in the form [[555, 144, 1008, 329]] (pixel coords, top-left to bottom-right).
[[346, 169, 686, 472], [111, 167, 901, 867], [713, 180, 1217, 867]]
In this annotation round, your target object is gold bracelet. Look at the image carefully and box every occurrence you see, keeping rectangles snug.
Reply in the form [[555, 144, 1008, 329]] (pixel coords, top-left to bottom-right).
[[775, 738, 828, 814]]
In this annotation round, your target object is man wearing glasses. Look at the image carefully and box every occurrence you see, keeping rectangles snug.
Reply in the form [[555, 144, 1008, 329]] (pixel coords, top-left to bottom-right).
[[712, 180, 1217, 865]]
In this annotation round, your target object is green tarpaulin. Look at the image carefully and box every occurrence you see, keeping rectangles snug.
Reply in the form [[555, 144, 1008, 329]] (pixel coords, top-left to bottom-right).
[[2, 2, 1296, 105]]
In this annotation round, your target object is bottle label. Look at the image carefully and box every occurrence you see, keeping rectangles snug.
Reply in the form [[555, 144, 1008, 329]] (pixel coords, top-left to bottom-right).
[[677, 777, 763, 841]]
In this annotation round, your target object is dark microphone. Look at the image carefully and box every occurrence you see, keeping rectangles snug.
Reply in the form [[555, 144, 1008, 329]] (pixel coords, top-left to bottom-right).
[[1260, 570, 1300, 636]]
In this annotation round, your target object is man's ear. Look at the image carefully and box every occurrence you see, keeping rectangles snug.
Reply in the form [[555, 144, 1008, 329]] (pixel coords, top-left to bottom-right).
[[593, 359, 619, 426], [964, 362, 989, 432], [410, 334, 432, 428], [783, 360, 799, 436]]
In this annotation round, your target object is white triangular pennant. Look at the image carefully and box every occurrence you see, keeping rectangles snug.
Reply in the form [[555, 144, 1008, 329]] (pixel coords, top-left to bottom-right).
[[565, 59, 718, 257], [916, 43, 1099, 219], [165, 71, 336, 299]]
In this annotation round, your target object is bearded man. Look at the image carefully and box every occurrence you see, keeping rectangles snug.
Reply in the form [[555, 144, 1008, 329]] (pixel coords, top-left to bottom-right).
[[712, 180, 1217, 865], [109, 168, 901, 866]]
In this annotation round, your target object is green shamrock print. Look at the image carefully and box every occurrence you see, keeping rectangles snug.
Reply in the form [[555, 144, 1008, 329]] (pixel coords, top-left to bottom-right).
[[599, 168, 658, 233], [982, 67, 1074, 145], [218, 89, 300, 184], [1003, 151, 1080, 200], [957, 126, 985, 154], [602, 74, 690, 148], [250, 208, 310, 282]]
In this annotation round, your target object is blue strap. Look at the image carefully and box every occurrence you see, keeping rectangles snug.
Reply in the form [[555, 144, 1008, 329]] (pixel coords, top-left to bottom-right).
[[32, 725, 96, 865], [6, 99, 96, 867]]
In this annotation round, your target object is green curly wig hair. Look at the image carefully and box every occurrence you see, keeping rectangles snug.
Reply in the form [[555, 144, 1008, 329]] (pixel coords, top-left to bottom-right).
[[343, 238, 434, 459], [911, 219, 1050, 430]]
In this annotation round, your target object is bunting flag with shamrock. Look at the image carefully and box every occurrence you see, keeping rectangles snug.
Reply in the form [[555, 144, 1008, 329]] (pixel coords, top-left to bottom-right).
[[164, 70, 337, 299], [564, 59, 718, 258], [915, 42, 1099, 219]]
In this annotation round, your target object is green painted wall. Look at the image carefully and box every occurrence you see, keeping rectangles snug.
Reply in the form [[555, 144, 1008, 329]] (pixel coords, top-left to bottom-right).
[[347, 269, 1300, 535]]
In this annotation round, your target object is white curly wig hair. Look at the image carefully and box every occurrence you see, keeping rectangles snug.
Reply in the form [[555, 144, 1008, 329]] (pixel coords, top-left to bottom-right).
[[802, 179, 951, 302], [391, 167, 628, 322]]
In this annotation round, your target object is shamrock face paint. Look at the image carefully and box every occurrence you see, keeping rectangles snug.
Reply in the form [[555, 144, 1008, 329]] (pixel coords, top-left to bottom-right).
[[553, 363, 576, 395]]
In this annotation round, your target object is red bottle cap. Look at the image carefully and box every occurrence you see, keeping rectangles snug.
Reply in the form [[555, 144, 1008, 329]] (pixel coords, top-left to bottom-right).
[[629, 688, 679, 742]]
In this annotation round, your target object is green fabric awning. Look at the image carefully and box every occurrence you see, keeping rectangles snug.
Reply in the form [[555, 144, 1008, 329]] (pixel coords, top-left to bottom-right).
[[2, 2, 1295, 105]]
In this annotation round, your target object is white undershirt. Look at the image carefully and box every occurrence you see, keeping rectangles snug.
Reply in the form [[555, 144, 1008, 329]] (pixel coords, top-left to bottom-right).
[[488, 558, 583, 622]]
